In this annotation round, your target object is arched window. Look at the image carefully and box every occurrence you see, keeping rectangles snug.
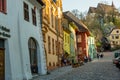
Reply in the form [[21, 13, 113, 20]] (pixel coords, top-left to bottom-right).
[[28, 38, 38, 73]]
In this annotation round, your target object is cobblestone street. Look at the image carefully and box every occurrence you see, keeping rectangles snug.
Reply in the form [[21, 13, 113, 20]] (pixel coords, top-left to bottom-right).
[[33, 51, 120, 80]]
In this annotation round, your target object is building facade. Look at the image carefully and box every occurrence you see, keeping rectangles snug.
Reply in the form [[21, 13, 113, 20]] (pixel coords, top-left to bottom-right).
[[62, 17, 71, 63], [63, 11, 89, 63], [69, 23, 78, 62], [0, 0, 47, 80], [107, 28, 120, 48], [42, 0, 63, 70], [76, 22, 90, 61], [88, 36, 96, 59]]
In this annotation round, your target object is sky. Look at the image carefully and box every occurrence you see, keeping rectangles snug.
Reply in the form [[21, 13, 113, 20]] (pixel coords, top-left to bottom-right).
[[62, 0, 120, 12]]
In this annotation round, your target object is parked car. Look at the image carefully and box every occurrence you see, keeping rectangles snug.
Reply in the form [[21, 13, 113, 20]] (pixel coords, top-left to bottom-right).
[[114, 52, 120, 58], [113, 56, 120, 69], [113, 56, 120, 64]]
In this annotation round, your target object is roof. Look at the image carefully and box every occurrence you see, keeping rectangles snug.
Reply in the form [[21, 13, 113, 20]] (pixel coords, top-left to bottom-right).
[[88, 7, 97, 13], [107, 27, 120, 37], [97, 3, 114, 13], [63, 11, 90, 34]]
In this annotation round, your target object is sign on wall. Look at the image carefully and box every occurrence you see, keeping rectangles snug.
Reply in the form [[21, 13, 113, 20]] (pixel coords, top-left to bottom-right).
[[0, 25, 11, 38]]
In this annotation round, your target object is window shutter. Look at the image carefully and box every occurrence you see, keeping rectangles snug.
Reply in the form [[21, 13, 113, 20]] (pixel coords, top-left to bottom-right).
[[4, 0, 6, 13], [0, 0, 2, 11]]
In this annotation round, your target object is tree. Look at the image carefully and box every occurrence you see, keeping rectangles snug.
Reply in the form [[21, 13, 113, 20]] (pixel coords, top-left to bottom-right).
[[71, 9, 80, 18], [113, 17, 120, 27], [71, 9, 87, 20]]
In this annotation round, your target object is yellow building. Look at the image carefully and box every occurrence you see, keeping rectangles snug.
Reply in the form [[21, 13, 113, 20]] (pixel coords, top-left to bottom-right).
[[42, 0, 63, 70], [63, 31, 71, 54], [62, 16, 71, 56], [107, 28, 120, 48]]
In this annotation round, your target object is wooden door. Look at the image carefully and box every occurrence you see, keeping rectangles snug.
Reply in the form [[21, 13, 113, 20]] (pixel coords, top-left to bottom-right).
[[0, 49, 4, 80]]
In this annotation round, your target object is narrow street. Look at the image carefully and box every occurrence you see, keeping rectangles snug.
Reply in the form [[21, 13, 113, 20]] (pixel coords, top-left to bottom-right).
[[54, 51, 120, 80], [33, 51, 120, 80]]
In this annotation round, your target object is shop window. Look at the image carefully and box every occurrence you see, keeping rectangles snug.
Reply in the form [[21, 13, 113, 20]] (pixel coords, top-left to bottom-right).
[[0, 0, 7, 14], [24, 2, 29, 21], [32, 9, 37, 26]]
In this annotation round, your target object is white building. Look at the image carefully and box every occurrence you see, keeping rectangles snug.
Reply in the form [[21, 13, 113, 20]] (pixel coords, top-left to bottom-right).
[[0, 0, 47, 80]]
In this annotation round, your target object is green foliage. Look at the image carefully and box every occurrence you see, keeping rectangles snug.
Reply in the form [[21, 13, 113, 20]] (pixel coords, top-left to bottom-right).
[[113, 17, 120, 27], [96, 41, 101, 47]]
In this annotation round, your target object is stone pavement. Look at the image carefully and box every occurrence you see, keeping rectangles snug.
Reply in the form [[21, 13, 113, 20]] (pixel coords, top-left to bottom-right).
[[31, 51, 120, 80], [31, 65, 74, 80], [53, 51, 120, 80]]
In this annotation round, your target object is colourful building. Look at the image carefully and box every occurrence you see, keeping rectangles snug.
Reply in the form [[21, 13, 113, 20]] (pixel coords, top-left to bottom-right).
[[88, 36, 96, 59], [63, 11, 85, 63], [0, 0, 46, 80], [62, 14, 71, 56], [107, 28, 120, 48], [42, 0, 63, 70], [76, 22, 90, 61], [69, 23, 78, 61]]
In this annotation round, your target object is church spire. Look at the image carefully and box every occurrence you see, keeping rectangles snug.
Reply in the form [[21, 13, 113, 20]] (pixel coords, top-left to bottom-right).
[[112, 1, 115, 7]]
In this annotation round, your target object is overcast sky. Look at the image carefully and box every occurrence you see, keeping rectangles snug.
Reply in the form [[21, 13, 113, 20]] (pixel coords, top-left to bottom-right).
[[62, 0, 120, 12]]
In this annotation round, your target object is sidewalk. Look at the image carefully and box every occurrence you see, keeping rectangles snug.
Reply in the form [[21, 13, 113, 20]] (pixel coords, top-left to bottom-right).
[[31, 66, 74, 80]]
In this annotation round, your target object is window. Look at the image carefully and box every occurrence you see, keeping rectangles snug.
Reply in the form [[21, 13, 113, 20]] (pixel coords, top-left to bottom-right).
[[0, 0, 7, 13], [55, 17, 58, 30], [68, 36, 69, 43], [24, 2, 29, 21], [116, 35, 119, 39], [51, 11, 53, 27], [78, 47, 82, 54], [113, 41, 115, 44], [49, 62, 51, 66], [65, 34, 67, 42], [43, 33, 46, 42], [58, 42, 60, 53], [52, 38, 54, 54], [77, 35, 81, 42], [48, 36, 51, 53], [53, 0, 56, 3], [112, 36, 114, 39], [56, 40, 57, 54], [53, 62, 55, 67], [32, 9, 37, 26], [116, 41, 118, 44], [0, 39, 4, 48], [116, 30, 119, 33]]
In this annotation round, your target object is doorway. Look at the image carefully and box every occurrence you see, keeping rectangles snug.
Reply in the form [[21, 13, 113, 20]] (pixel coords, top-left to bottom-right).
[[0, 39, 5, 80], [28, 38, 38, 74], [0, 49, 4, 80]]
